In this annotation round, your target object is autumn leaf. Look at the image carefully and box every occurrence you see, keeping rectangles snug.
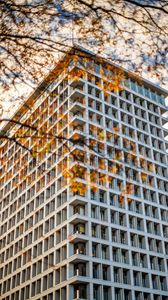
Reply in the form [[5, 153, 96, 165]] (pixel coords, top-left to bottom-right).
[[148, 163, 153, 172], [110, 165, 118, 174], [73, 133, 80, 141], [119, 194, 124, 204], [90, 185, 98, 193], [90, 171, 98, 182], [98, 131, 104, 140], [141, 172, 148, 182]]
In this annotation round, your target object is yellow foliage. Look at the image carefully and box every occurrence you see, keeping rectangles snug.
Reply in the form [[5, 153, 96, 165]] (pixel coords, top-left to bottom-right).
[[148, 163, 153, 172], [90, 185, 98, 193], [108, 176, 113, 184], [70, 181, 86, 196], [112, 126, 120, 133], [32, 146, 38, 158], [90, 139, 97, 147], [141, 172, 148, 182], [127, 198, 132, 203], [99, 173, 106, 183], [98, 163, 105, 170], [110, 165, 118, 174], [98, 131, 104, 140], [68, 68, 86, 81], [90, 171, 97, 182], [106, 131, 113, 139]]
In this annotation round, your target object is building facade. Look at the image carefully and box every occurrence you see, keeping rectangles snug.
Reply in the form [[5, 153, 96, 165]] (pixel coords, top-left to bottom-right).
[[0, 48, 168, 300]]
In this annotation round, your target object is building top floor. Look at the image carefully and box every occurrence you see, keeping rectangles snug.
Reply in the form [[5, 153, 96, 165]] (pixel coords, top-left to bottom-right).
[[1, 45, 168, 141]]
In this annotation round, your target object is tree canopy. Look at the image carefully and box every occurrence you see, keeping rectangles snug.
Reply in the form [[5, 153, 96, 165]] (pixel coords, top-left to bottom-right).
[[0, 0, 167, 111]]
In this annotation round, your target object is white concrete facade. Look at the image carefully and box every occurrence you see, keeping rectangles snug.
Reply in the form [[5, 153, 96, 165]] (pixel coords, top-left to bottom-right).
[[0, 49, 168, 300]]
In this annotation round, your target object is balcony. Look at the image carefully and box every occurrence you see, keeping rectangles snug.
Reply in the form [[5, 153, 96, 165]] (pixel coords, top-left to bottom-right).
[[160, 281, 167, 291], [153, 281, 159, 290], [140, 261, 147, 268], [123, 275, 130, 285], [142, 279, 149, 288], [69, 118, 86, 136], [120, 236, 127, 245], [74, 263, 86, 277], [70, 78, 85, 92], [134, 278, 141, 286], [114, 273, 121, 283], [74, 205, 85, 217], [74, 242, 86, 255], [74, 284, 87, 300], [132, 259, 139, 267], [72, 223, 86, 236], [73, 296, 87, 300], [102, 268, 109, 281], [93, 264, 99, 279], [70, 105, 85, 118], [102, 251, 108, 260]]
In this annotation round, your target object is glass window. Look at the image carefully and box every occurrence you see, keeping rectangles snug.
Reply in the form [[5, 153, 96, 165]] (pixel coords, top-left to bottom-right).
[[131, 80, 137, 92]]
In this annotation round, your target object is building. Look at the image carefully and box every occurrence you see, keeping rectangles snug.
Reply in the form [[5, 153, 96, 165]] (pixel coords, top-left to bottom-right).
[[0, 47, 168, 300]]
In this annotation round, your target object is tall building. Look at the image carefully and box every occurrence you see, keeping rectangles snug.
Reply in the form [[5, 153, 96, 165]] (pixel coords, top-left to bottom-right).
[[0, 47, 168, 300]]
